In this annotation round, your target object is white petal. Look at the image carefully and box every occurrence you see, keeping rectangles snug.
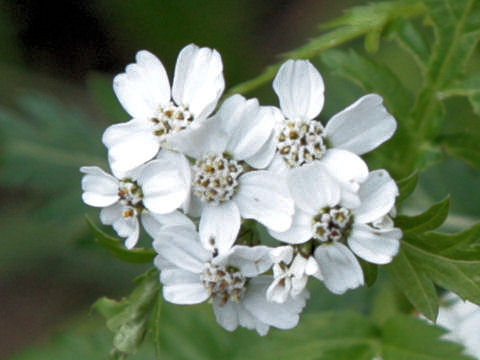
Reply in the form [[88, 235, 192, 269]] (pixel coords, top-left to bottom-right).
[[235, 171, 294, 232], [325, 94, 396, 155], [314, 242, 364, 294], [111, 215, 140, 249], [102, 119, 159, 178], [153, 225, 210, 273], [321, 148, 369, 193], [228, 245, 273, 277], [270, 246, 294, 264], [166, 116, 227, 159], [273, 60, 325, 121], [353, 169, 399, 224], [140, 157, 190, 214], [267, 276, 291, 304], [163, 283, 209, 305], [199, 202, 241, 255], [213, 301, 239, 332], [245, 130, 277, 169], [80, 166, 119, 207], [100, 202, 123, 224], [305, 256, 321, 277], [235, 305, 268, 335], [348, 224, 401, 264], [268, 153, 290, 176], [172, 44, 225, 119], [268, 208, 312, 244], [288, 162, 341, 214], [141, 211, 195, 238], [244, 276, 307, 330], [222, 96, 276, 161]]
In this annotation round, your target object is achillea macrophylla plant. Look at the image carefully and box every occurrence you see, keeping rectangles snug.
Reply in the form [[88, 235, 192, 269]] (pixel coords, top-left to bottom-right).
[[80, 1, 480, 358]]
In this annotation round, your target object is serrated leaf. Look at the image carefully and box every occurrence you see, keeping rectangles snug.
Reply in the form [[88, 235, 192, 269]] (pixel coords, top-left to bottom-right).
[[227, 0, 426, 95], [387, 249, 439, 321], [389, 223, 480, 319], [396, 171, 419, 202], [395, 197, 450, 233], [409, 0, 480, 139], [381, 316, 474, 360], [85, 216, 156, 264], [391, 19, 430, 71], [441, 133, 480, 170], [321, 49, 413, 119], [94, 269, 160, 355]]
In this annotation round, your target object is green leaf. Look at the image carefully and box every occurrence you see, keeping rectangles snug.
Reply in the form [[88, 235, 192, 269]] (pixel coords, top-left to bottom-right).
[[389, 222, 480, 319], [440, 71, 480, 115], [236, 312, 472, 360], [381, 316, 474, 359], [321, 49, 413, 119], [358, 258, 378, 287], [396, 171, 419, 202], [441, 132, 480, 170], [93, 269, 161, 355], [387, 249, 439, 321], [395, 197, 450, 234], [390, 19, 430, 71], [227, 0, 426, 96], [86, 216, 156, 264], [409, 0, 480, 139]]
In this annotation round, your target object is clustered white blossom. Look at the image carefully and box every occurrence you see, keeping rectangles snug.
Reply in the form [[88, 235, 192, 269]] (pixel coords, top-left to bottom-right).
[[81, 44, 402, 335]]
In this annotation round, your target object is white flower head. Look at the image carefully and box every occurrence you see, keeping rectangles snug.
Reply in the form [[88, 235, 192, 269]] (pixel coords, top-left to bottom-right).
[[103, 44, 225, 178], [269, 164, 402, 295], [159, 94, 294, 255], [436, 293, 480, 358], [80, 162, 192, 249], [267, 246, 321, 303], [270, 59, 397, 206], [153, 224, 308, 335]]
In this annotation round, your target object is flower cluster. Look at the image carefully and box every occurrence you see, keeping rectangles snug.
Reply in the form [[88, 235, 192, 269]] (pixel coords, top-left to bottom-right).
[[81, 44, 402, 335]]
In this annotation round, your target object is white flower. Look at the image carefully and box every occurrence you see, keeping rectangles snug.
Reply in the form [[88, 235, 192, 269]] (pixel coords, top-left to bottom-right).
[[80, 162, 191, 248], [103, 44, 225, 178], [270, 59, 397, 206], [269, 164, 402, 294], [436, 293, 480, 358], [153, 224, 308, 335], [160, 94, 294, 254], [267, 246, 321, 303]]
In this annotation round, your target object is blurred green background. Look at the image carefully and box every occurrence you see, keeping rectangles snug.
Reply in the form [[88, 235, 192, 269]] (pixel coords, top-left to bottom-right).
[[0, 0, 479, 359]]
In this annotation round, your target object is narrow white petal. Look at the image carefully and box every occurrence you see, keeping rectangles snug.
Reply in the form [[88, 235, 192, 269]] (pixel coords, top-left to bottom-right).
[[113, 74, 155, 119], [228, 245, 273, 277], [141, 211, 195, 238], [213, 301, 240, 332], [102, 119, 159, 178], [325, 94, 396, 155], [353, 169, 399, 224], [172, 44, 225, 119], [321, 148, 369, 193], [153, 225, 210, 273], [235, 171, 294, 232], [273, 60, 325, 121], [163, 283, 209, 305], [288, 162, 341, 214], [348, 224, 401, 264], [268, 208, 312, 244], [199, 202, 241, 255], [140, 158, 190, 214], [80, 166, 119, 207], [314, 242, 364, 294], [244, 276, 307, 330]]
